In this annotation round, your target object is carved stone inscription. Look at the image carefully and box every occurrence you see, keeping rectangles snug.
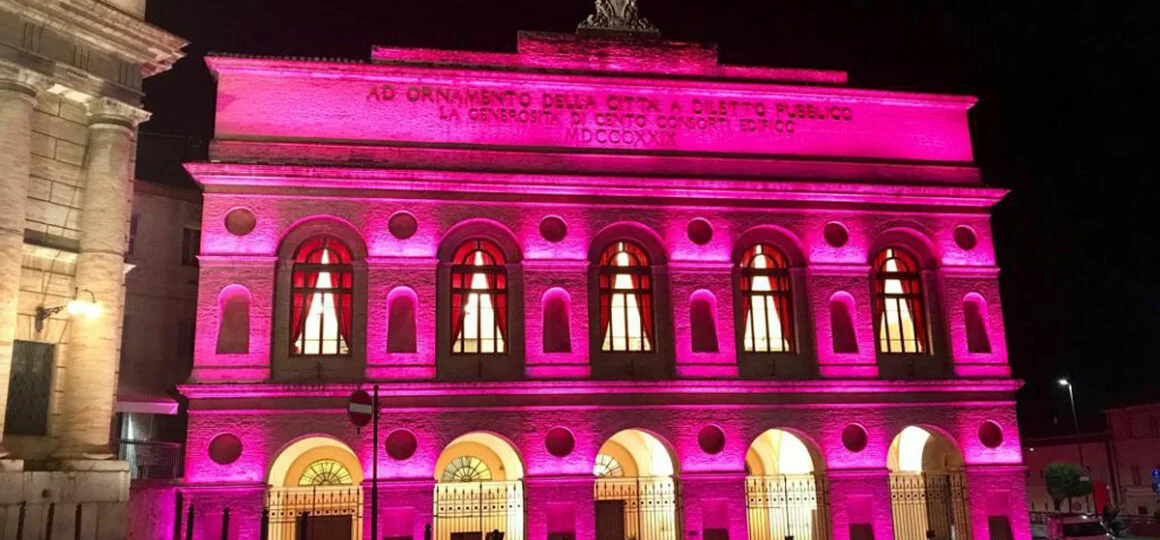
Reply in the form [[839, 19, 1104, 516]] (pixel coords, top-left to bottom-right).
[[366, 83, 854, 149]]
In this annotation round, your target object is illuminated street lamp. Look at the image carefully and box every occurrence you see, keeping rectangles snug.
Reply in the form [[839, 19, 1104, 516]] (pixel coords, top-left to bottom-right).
[[1059, 377, 1091, 511], [1058, 378, 1080, 435], [34, 288, 101, 332]]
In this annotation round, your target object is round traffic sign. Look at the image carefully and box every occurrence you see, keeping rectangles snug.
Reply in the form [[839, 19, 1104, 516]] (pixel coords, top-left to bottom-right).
[[348, 390, 373, 427]]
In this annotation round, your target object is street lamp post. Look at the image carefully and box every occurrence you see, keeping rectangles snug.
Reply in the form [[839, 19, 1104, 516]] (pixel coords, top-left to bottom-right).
[[1059, 378, 1090, 511]]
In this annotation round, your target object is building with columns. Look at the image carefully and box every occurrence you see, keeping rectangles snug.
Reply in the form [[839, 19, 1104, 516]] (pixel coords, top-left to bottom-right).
[[0, 0, 185, 537], [169, 5, 1029, 540]]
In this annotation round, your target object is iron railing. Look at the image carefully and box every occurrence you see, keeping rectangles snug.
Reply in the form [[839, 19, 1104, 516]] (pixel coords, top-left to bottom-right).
[[433, 480, 524, 540], [117, 439, 184, 480], [889, 472, 970, 540], [746, 474, 832, 540], [264, 486, 363, 540], [594, 477, 682, 540]]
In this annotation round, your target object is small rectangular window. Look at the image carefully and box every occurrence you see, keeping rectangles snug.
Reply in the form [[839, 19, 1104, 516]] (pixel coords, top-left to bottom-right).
[[127, 214, 140, 255], [1131, 465, 1142, 486], [181, 227, 200, 266], [3, 341, 54, 435]]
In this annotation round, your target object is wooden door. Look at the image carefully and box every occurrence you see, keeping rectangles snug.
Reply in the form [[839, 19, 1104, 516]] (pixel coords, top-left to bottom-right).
[[596, 500, 627, 540]]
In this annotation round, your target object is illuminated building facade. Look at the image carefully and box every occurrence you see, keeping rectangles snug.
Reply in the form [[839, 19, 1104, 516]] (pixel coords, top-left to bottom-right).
[[0, 0, 184, 537], [170, 8, 1029, 540]]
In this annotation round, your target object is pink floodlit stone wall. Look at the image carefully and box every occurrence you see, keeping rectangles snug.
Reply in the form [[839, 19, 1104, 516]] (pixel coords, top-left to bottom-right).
[[179, 391, 1026, 540], [189, 188, 1008, 381], [206, 54, 976, 163]]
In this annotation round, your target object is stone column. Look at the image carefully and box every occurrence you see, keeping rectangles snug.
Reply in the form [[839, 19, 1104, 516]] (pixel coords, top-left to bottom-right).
[[54, 97, 149, 459], [0, 65, 46, 458]]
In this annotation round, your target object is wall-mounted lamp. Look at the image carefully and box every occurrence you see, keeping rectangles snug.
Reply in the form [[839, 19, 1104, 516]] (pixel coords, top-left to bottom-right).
[[34, 288, 101, 332]]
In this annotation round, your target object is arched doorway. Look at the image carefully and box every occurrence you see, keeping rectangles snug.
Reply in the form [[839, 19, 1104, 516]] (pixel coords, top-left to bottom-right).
[[594, 429, 681, 540], [887, 426, 970, 540], [433, 432, 525, 540], [265, 436, 364, 540], [745, 429, 831, 540]]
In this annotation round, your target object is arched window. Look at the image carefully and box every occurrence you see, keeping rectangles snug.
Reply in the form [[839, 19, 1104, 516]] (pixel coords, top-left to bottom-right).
[[594, 454, 624, 477], [542, 289, 571, 353], [441, 456, 492, 482], [450, 240, 507, 354], [872, 248, 928, 354], [963, 294, 992, 353], [387, 288, 417, 353], [739, 244, 794, 353], [598, 241, 654, 352], [290, 235, 353, 356], [829, 293, 859, 354], [298, 459, 354, 486], [216, 285, 251, 354], [689, 290, 719, 353]]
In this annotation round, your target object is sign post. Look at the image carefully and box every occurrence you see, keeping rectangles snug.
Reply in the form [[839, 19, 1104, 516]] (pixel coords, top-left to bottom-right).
[[348, 388, 379, 538], [372, 385, 380, 540]]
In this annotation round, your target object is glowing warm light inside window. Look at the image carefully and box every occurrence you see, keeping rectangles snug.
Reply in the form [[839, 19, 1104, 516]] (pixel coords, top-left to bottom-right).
[[875, 248, 926, 354], [298, 459, 354, 486], [453, 249, 506, 354], [440, 455, 492, 483], [777, 431, 813, 475], [594, 454, 624, 477], [601, 242, 652, 352], [595, 430, 677, 539], [896, 426, 931, 473], [746, 430, 821, 540], [741, 244, 793, 353], [300, 249, 346, 355], [747, 429, 815, 476]]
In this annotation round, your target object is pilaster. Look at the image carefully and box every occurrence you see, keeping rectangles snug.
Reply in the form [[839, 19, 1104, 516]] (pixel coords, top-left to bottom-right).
[[811, 264, 879, 378], [54, 97, 149, 460], [372, 478, 436, 540], [524, 474, 594, 540], [679, 471, 749, 540], [963, 464, 1032, 540], [825, 468, 895, 540]]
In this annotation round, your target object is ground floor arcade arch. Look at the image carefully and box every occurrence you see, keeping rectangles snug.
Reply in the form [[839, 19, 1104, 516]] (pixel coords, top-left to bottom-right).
[[265, 436, 364, 540], [433, 432, 525, 540], [594, 429, 681, 540], [887, 426, 970, 540], [745, 429, 831, 540]]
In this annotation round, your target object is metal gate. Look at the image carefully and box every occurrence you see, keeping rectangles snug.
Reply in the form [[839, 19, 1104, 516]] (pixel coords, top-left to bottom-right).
[[889, 473, 970, 540], [594, 477, 682, 540], [433, 480, 524, 540], [746, 474, 832, 540], [264, 486, 362, 540]]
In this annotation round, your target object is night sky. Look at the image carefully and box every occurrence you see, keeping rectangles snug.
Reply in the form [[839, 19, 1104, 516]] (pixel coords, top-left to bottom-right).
[[139, 0, 1156, 437]]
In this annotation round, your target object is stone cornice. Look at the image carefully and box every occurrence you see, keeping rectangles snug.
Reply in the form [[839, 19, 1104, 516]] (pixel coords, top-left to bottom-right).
[[186, 162, 1010, 210], [85, 96, 150, 127], [0, 60, 51, 96], [0, 0, 187, 77], [179, 377, 1024, 401]]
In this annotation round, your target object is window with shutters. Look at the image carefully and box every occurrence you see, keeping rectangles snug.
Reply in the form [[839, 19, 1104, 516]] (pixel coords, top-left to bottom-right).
[[3, 341, 54, 435]]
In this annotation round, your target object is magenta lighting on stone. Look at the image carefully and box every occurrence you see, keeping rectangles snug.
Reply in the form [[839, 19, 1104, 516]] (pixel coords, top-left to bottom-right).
[[148, 28, 1027, 540]]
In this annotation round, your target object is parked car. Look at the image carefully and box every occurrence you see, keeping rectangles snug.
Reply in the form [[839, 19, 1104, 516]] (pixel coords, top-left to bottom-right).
[[1047, 515, 1112, 539]]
